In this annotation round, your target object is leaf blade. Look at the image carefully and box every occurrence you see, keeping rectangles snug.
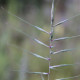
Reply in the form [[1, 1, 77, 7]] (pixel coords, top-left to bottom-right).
[[49, 64, 74, 69], [12, 27, 49, 48], [34, 39, 49, 47], [12, 70, 48, 75], [53, 49, 73, 54], [54, 14, 80, 27], [54, 35, 80, 41], [1, 7, 49, 34], [7, 43, 49, 61], [56, 75, 80, 80]]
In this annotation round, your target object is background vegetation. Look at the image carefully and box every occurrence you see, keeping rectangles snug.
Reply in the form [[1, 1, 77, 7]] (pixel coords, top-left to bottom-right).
[[0, 0, 80, 80]]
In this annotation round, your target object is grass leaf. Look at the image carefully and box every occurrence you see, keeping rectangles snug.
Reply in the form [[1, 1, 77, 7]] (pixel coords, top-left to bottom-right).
[[12, 70, 48, 75], [13, 27, 49, 48], [56, 75, 80, 80], [53, 49, 73, 54], [1, 7, 49, 34], [7, 43, 49, 61], [34, 39, 49, 47], [54, 35, 80, 41], [29, 51, 49, 61], [49, 64, 74, 69], [54, 13, 80, 27]]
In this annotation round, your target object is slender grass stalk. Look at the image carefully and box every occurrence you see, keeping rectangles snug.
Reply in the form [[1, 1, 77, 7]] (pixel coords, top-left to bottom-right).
[[48, 0, 55, 80], [18, 51, 28, 80], [40, 74, 45, 80]]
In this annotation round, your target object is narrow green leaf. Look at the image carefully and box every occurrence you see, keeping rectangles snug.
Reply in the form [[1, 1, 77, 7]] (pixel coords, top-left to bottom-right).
[[1, 7, 49, 34], [34, 26, 49, 34], [53, 49, 73, 54], [29, 71, 48, 75], [56, 75, 80, 80], [12, 70, 48, 75], [29, 51, 49, 61], [54, 35, 80, 41], [13, 28, 49, 48], [34, 39, 49, 47], [49, 64, 73, 69], [54, 14, 80, 27], [7, 43, 49, 61]]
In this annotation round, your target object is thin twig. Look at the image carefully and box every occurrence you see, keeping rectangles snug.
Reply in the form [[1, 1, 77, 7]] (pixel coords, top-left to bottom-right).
[[48, 0, 55, 80], [41, 74, 45, 80]]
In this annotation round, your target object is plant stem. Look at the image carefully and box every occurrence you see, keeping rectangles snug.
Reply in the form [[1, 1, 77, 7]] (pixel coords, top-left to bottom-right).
[[48, 0, 55, 80]]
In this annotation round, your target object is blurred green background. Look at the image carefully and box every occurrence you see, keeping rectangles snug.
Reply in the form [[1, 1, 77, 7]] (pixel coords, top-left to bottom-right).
[[0, 0, 80, 80]]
